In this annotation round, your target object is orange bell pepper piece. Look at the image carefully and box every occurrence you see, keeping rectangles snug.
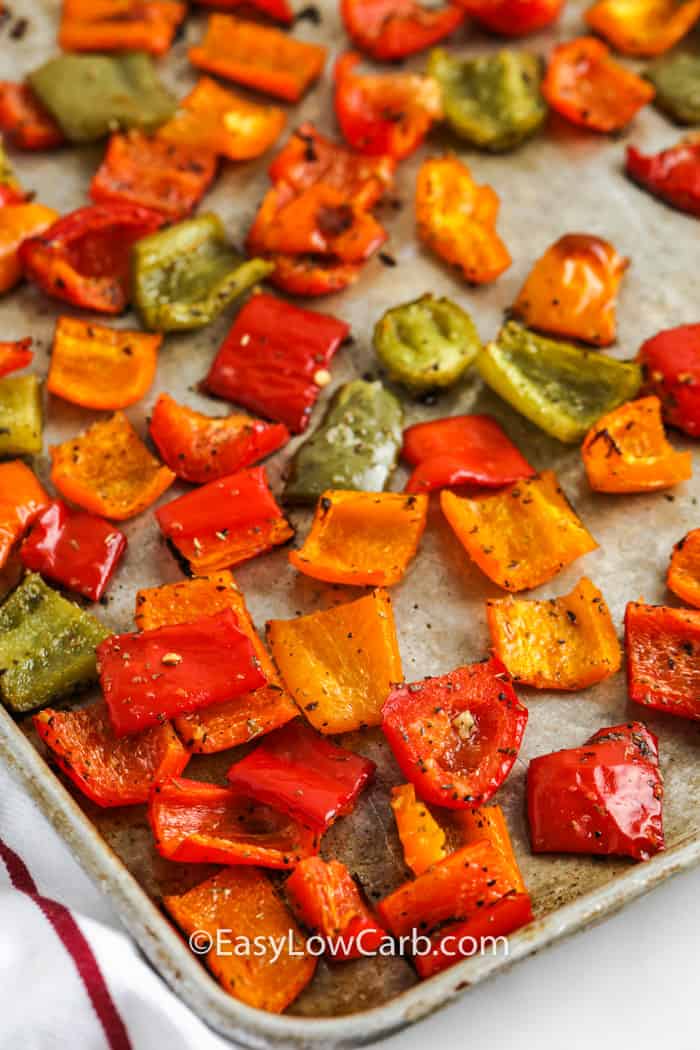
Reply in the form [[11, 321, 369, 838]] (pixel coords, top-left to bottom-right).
[[585, 0, 700, 57], [59, 0, 186, 56], [542, 37, 654, 133], [487, 576, 622, 690], [289, 490, 428, 587], [0, 83, 65, 150], [441, 470, 598, 592], [90, 131, 218, 222], [50, 412, 175, 521], [0, 202, 58, 294], [163, 867, 316, 1012], [416, 155, 511, 285], [456, 804, 526, 894], [134, 571, 298, 753], [267, 588, 402, 734], [582, 396, 692, 493], [0, 338, 32, 377], [47, 316, 161, 411], [157, 77, 286, 161], [513, 234, 629, 347], [391, 784, 447, 876], [0, 460, 48, 570], [668, 529, 700, 609], [189, 15, 327, 103]]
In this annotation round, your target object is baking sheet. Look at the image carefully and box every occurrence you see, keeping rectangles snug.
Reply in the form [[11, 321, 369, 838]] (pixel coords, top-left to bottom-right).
[[2, 0, 700, 1046]]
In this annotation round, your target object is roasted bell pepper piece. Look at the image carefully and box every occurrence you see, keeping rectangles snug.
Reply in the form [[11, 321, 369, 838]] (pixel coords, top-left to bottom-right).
[[284, 380, 403, 504], [382, 657, 527, 808], [391, 783, 447, 876], [0, 574, 110, 713], [267, 588, 402, 734], [416, 156, 511, 284], [47, 316, 161, 411], [457, 804, 526, 893], [0, 202, 58, 295], [149, 394, 289, 484], [585, 0, 700, 57], [0, 375, 42, 457], [0, 83, 65, 150], [374, 295, 480, 393], [133, 213, 270, 333], [20, 203, 164, 315], [582, 396, 692, 493], [50, 412, 174, 521], [98, 609, 266, 736], [290, 490, 428, 587], [625, 602, 700, 720], [513, 234, 628, 347], [29, 52, 176, 144], [626, 139, 700, 218], [135, 573, 297, 753], [0, 461, 47, 572], [157, 77, 286, 161], [59, 0, 186, 56], [266, 254, 364, 297], [34, 700, 189, 808], [487, 577, 621, 690], [528, 720, 664, 860], [227, 720, 375, 831], [163, 867, 315, 1012], [0, 338, 32, 377], [462, 0, 564, 34], [478, 321, 642, 443], [647, 52, 700, 124], [156, 466, 293, 574], [205, 292, 349, 434], [20, 501, 127, 603], [668, 529, 700, 609], [189, 15, 327, 103], [334, 52, 441, 159], [0, 142, 23, 206], [193, 0, 294, 23], [429, 49, 546, 153], [286, 857, 386, 960], [150, 776, 319, 869], [90, 131, 217, 222], [441, 471, 598, 592], [341, 0, 464, 61], [542, 37, 654, 133], [401, 414, 534, 495]]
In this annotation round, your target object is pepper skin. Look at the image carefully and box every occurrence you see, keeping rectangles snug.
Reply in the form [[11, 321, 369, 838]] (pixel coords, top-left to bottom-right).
[[647, 53, 700, 124], [668, 529, 700, 609], [58, 0, 186, 56], [341, 0, 464, 61], [0, 374, 43, 457], [463, 0, 564, 34], [626, 139, 700, 218], [0, 338, 32, 378], [0, 202, 58, 295], [0, 83, 65, 150], [0, 461, 48, 572], [625, 602, 700, 721], [585, 0, 700, 58]]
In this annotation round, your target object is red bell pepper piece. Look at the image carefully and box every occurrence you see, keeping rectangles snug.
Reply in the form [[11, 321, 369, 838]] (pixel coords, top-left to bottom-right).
[[461, 0, 564, 35], [97, 609, 266, 736], [193, 0, 294, 21], [19, 203, 164, 314], [156, 465, 294, 574], [20, 500, 127, 603], [626, 140, 700, 218], [205, 293, 349, 433], [527, 720, 665, 860], [34, 700, 189, 808], [638, 323, 700, 437], [340, 0, 464, 61], [625, 602, 700, 721], [414, 892, 533, 977], [286, 857, 386, 960], [382, 656, 528, 809], [149, 776, 319, 869], [0, 338, 32, 378], [0, 183, 24, 207], [266, 254, 364, 297], [0, 461, 48, 571], [0, 83, 65, 150], [401, 415, 535, 495], [226, 720, 375, 832]]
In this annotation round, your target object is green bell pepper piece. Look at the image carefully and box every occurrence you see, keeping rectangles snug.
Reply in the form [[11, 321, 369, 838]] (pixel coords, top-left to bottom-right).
[[373, 294, 481, 393], [429, 49, 547, 152], [132, 213, 273, 332], [0, 574, 110, 713], [284, 379, 403, 505], [28, 52, 176, 144], [477, 321, 642, 444], [0, 375, 42, 457], [0, 140, 20, 199], [647, 52, 700, 125]]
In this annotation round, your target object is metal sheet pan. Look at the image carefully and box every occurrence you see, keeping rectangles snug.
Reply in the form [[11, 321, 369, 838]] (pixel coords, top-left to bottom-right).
[[2, 1, 700, 1046]]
